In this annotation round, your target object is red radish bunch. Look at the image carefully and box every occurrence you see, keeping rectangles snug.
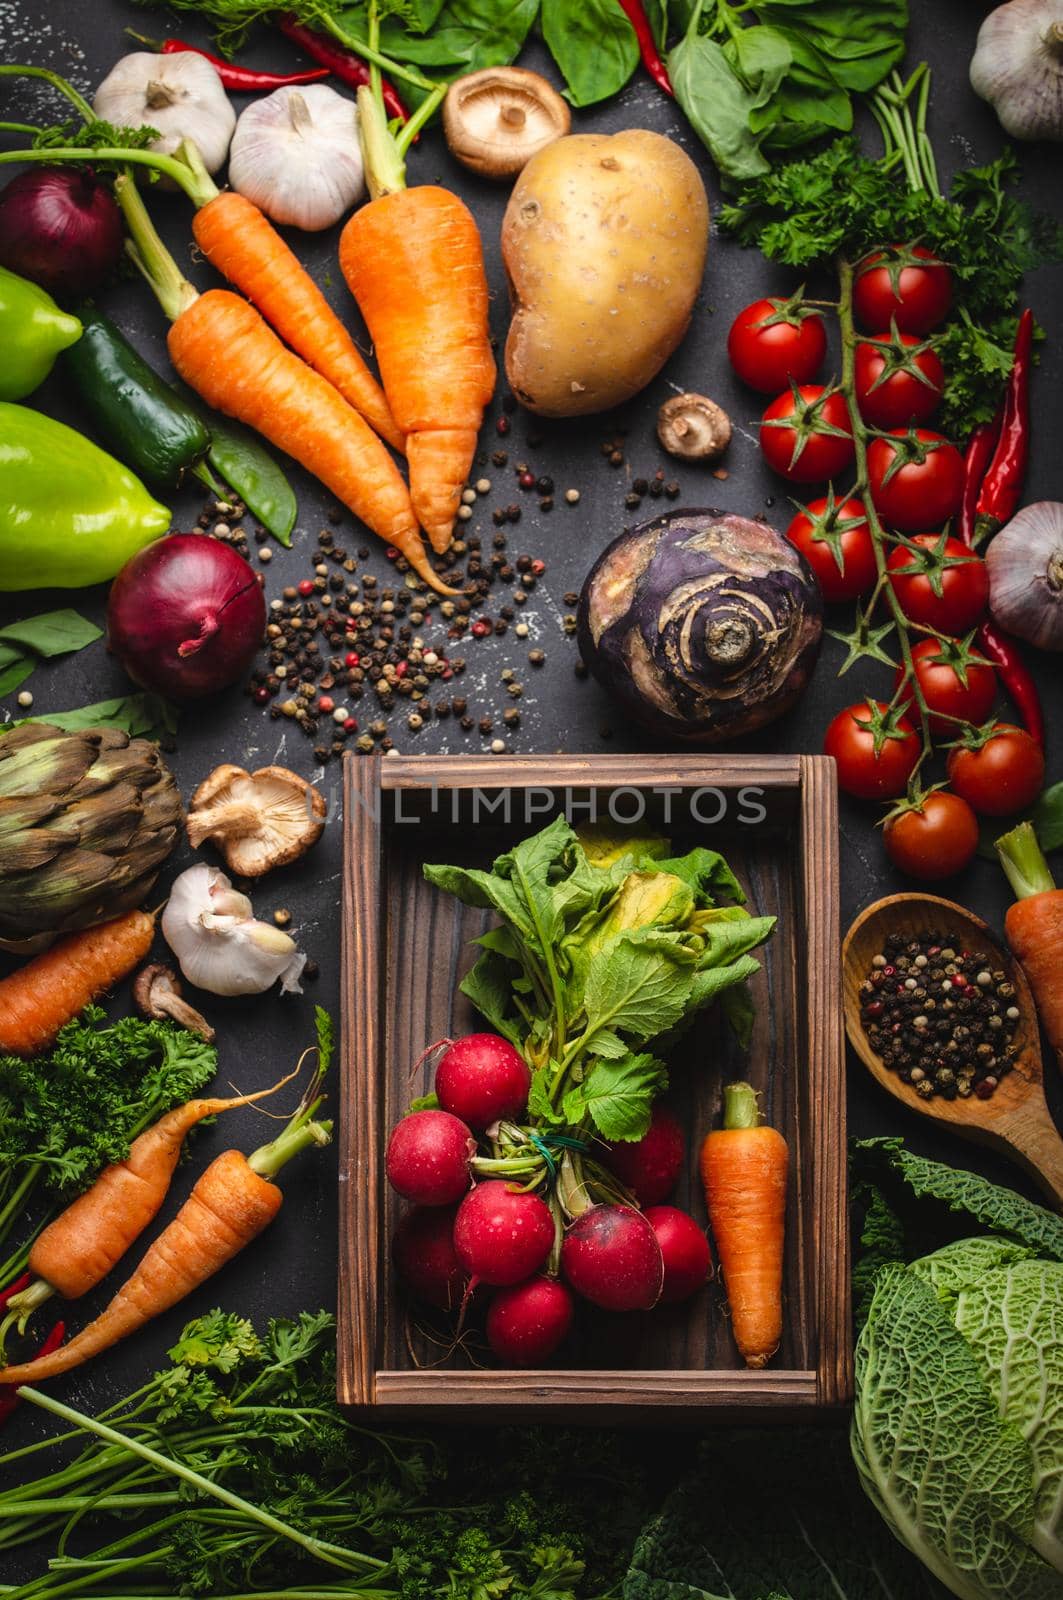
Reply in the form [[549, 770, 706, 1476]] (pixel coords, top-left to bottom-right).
[[387, 1031, 709, 1367]]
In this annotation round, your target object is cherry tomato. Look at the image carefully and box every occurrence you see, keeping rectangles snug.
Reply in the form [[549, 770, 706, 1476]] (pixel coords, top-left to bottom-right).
[[786, 496, 877, 603], [946, 724, 1046, 816], [853, 245, 953, 334], [887, 533, 989, 632], [760, 386, 854, 484], [727, 297, 827, 393], [855, 332, 945, 429], [883, 791, 979, 880], [823, 701, 920, 801], [895, 638, 997, 734], [867, 430, 965, 532]]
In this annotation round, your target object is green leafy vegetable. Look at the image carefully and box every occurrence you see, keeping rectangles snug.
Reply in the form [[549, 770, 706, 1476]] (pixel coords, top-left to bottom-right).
[[0, 609, 101, 698], [425, 818, 773, 1211], [1032, 782, 1063, 855], [541, 0, 639, 107], [848, 1141, 1063, 1596], [625, 1427, 947, 1599], [16, 691, 179, 741], [3, 1306, 663, 1597], [0, 1006, 217, 1283]]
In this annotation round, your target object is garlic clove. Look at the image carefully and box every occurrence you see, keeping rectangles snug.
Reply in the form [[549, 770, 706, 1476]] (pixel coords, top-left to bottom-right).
[[162, 863, 309, 997]]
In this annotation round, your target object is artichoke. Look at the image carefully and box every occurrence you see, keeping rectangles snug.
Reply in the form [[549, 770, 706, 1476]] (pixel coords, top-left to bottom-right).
[[0, 723, 183, 944]]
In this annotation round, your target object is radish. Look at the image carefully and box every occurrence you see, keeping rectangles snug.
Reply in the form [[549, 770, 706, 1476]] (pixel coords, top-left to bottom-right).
[[385, 1109, 476, 1206], [600, 1105, 684, 1205], [644, 1205, 712, 1303], [486, 1275, 574, 1366], [392, 1205, 466, 1309], [435, 1033, 531, 1129], [453, 1179, 554, 1286], [561, 1204, 664, 1311]]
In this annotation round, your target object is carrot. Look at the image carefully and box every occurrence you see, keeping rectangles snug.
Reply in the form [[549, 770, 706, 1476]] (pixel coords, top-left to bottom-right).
[[112, 173, 453, 596], [0, 1089, 331, 1384], [997, 821, 1063, 1061], [340, 93, 495, 555], [192, 189, 405, 454], [0, 911, 154, 1059], [700, 1081, 788, 1370], [2, 1065, 301, 1352]]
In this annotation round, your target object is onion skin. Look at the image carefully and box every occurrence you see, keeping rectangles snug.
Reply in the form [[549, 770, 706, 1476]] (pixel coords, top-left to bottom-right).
[[107, 534, 266, 701], [0, 168, 124, 297], [577, 509, 823, 743]]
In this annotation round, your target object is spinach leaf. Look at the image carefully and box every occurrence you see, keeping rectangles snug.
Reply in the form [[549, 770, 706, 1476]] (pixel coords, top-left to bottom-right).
[[668, 30, 771, 182], [565, 1051, 668, 1141], [748, 28, 853, 147], [752, 0, 908, 93], [343, 0, 539, 69], [15, 692, 179, 741], [542, 0, 640, 108], [0, 609, 102, 698], [1032, 782, 1063, 856]]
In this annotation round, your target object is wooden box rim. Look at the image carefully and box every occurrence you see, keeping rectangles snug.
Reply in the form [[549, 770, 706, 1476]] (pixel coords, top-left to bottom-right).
[[339, 752, 849, 1416]]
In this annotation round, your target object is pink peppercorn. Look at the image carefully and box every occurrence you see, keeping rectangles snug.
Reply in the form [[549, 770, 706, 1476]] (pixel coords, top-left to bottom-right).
[[471, 619, 491, 638], [344, 717, 358, 733], [395, 660, 408, 678], [318, 696, 335, 714], [298, 579, 314, 597], [345, 652, 360, 667], [531, 559, 546, 575]]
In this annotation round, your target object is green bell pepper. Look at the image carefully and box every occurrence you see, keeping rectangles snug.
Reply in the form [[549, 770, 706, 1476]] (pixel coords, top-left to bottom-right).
[[0, 403, 171, 591], [0, 266, 82, 401]]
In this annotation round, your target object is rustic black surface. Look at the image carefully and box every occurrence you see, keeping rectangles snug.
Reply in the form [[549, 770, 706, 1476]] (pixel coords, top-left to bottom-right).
[[0, 0, 1060, 1541]]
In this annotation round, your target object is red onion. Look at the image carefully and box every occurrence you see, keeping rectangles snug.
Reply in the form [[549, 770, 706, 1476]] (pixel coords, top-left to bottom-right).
[[107, 535, 266, 701], [0, 167, 124, 297]]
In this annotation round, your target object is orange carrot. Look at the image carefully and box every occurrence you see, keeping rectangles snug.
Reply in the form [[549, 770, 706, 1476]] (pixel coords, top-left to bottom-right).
[[22, 1069, 300, 1303], [114, 173, 453, 595], [997, 821, 1063, 1061], [192, 190, 405, 454], [168, 290, 453, 594], [340, 172, 495, 555], [700, 1081, 788, 1370], [0, 1090, 331, 1384], [0, 911, 154, 1059]]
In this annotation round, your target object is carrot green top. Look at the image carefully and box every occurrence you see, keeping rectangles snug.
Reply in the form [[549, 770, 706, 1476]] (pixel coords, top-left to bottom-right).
[[996, 820, 1058, 902], [721, 1081, 762, 1131]]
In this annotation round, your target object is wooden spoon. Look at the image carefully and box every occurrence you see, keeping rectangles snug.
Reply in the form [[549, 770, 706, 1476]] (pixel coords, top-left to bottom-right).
[[843, 892, 1063, 1209]]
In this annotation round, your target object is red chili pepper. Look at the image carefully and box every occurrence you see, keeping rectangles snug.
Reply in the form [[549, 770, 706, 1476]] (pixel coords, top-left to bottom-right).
[[276, 16, 410, 126], [958, 414, 1001, 547], [974, 308, 1034, 543], [975, 622, 1045, 748], [0, 1320, 65, 1426], [960, 417, 1045, 747], [616, 0, 674, 97], [127, 30, 330, 91]]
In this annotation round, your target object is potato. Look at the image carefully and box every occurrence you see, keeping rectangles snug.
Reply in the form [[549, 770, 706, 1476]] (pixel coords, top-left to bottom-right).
[[501, 129, 709, 418]]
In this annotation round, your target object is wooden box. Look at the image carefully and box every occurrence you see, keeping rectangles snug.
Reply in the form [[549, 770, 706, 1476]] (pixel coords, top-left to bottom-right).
[[339, 753, 849, 1417]]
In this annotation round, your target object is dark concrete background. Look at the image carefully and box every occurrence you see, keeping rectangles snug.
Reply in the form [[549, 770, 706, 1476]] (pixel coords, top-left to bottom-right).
[[0, 0, 1060, 1539]]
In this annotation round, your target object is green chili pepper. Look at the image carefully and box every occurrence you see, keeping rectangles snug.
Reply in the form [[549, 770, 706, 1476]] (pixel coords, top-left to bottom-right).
[[61, 309, 214, 492], [0, 266, 81, 401], [0, 403, 171, 591]]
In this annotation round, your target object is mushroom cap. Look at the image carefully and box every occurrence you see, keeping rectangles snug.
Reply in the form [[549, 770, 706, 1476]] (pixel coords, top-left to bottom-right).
[[443, 67, 571, 180], [657, 394, 733, 461], [187, 764, 327, 877]]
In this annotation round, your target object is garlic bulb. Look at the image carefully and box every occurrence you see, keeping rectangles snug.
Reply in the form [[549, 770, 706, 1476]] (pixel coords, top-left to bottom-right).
[[970, 0, 1063, 141], [228, 84, 365, 231], [93, 52, 235, 174], [986, 501, 1063, 651], [162, 863, 307, 996]]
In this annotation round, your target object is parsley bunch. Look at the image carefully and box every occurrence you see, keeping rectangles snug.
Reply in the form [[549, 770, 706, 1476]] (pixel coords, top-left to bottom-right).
[[0, 1007, 217, 1283], [2, 1309, 664, 1598]]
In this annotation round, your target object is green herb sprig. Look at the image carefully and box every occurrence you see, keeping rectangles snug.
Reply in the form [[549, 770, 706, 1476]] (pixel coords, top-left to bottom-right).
[[0, 611, 101, 700]]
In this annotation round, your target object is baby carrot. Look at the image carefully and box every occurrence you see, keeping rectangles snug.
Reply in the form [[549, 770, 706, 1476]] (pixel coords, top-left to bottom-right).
[[0, 1067, 301, 1352], [0, 911, 155, 1059], [0, 1089, 331, 1384], [340, 90, 495, 556], [997, 821, 1063, 1061], [700, 1082, 788, 1370]]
